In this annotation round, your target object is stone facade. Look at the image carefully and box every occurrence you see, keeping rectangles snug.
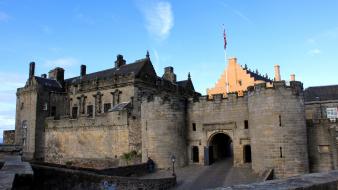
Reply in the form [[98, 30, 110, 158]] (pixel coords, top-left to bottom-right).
[[14, 52, 338, 179], [3, 130, 15, 145]]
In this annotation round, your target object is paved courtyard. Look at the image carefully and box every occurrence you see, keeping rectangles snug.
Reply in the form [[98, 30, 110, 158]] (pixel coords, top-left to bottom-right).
[[142, 158, 262, 190]]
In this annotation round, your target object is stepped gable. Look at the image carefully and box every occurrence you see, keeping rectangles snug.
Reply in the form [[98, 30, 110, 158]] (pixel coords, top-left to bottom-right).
[[304, 85, 338, 102], [245, 68, 272, 83], [65, 58, 153, 84]]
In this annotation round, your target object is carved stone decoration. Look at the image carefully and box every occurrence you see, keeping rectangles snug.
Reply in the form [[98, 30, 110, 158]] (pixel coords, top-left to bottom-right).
[[93, 91, 103, 114]]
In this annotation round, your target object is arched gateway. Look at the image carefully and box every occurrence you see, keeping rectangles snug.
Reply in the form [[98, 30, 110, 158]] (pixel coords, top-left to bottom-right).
[[204, 132, 233, 165]]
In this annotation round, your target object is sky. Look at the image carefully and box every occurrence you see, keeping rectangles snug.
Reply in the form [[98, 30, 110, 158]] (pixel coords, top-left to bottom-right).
[[0, 0, 337, 137]]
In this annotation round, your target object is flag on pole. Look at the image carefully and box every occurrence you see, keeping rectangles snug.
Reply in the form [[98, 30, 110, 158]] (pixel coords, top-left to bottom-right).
[[223, 28, 227, 50]]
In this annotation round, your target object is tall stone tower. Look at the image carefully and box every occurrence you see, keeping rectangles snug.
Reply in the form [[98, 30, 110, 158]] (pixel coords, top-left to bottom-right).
[[248, 81, 309, 178], [141, 96, 187, 168]]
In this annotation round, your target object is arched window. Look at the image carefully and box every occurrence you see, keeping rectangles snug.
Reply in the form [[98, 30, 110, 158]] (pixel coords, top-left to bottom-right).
[[21, 120, 27, 146]]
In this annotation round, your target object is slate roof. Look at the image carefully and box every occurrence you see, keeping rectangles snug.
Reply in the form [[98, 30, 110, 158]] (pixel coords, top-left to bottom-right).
[[246, 70, 272, 83], [304, 85, 338, 102], [110, 102, 131, 112], [65, 58, 149, 84], [176, 80, 190, 88], [35, 77, 62, 89]]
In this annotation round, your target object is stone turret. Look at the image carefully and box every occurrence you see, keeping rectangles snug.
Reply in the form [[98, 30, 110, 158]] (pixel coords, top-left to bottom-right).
[[248, 81, 309, 178], [141, 96, 187, 168], [162, 66, 176, 83]]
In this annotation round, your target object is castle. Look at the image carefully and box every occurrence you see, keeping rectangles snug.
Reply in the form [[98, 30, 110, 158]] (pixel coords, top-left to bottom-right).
[[14, 52, 338, 179]]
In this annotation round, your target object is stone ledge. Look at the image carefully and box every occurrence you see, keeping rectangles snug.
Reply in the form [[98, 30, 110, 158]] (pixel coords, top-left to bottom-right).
[[215, 170, 338, 190]]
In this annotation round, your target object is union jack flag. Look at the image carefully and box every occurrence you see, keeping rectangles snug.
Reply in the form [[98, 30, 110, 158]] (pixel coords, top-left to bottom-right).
[[223, 28, 227, 50]]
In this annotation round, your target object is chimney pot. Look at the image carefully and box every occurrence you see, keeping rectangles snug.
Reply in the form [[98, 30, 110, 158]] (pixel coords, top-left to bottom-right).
[[274, 65, 281, 81], [290, 74, 296, 81]]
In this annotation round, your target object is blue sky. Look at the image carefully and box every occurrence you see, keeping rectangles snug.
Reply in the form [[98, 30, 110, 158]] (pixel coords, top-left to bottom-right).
[[0, 0, 337, 136]]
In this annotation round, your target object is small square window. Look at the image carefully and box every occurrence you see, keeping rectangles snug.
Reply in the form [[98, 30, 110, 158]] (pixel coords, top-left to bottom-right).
[[192, 123, 196, 131]]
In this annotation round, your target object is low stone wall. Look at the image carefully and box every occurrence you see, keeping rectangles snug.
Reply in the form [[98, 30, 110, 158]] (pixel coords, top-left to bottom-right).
[[32, 164, 176, 190], [31, 162, 148, 177], [218, 170, 338, 190]]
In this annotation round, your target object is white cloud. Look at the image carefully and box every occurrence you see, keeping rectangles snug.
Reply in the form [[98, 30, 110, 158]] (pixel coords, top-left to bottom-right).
[[138, 1, 174, 40], [44, 57, 79, 68], [0, 11, 9, 22], [308, 48, 321, 56]]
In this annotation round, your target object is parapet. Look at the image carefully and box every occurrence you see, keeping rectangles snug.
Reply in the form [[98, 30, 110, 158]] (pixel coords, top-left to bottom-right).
[[188, 91, 248, 104], [247, 80, 303, 96]]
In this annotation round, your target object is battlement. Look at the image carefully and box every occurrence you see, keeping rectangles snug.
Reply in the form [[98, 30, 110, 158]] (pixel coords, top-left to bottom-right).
[[248, 80, 303, 96], [189, 91, 248, 104]]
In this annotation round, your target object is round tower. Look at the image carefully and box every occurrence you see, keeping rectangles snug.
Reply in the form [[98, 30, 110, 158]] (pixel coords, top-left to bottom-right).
[[141, 95, 187, 168], [248, 81, 309, 178]]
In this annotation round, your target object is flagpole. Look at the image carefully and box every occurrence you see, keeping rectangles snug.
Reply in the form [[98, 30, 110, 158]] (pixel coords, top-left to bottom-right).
[[223, 25, 229, 94]]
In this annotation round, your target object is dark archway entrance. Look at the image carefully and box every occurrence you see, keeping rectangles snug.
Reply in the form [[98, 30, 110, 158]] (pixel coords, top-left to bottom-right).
[[244, 145, 252, 163], [192, 146, 199, 163], [205, 133, 232, 165]]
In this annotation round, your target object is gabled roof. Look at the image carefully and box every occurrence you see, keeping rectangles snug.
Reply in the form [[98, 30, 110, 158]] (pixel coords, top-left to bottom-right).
[[177, 79, 195, 91], [304, 85, 338, 102], [65, 58, 152, 84], [35, 77, 62, 89]]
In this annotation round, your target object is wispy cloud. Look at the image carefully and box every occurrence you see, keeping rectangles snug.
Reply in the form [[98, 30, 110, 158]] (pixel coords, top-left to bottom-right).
[[74, 13, 95, 25], [308, 48, 321, 56], [44, 57, 79, 68], [137, 1, 174, 40], [0, 11, 9, 22], [220, 3, 253, 24]]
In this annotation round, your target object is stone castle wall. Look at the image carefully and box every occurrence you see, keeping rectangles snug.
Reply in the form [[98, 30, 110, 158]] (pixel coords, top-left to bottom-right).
[[248, 81, 309, 178], [187, 93, 250, 166], [45, 111, 131, 167], [141, 96, 187, 168], [307, 120, 338, 173]]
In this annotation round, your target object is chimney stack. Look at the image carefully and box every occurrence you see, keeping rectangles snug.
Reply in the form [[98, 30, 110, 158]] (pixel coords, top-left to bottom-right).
[[274, 65, 281, 81], [290, 74, 295, 81], [162, 66, 177, 83], [80, 65, 86, 77], [29, 62, 35, 78], [115, 54, 126, 68]]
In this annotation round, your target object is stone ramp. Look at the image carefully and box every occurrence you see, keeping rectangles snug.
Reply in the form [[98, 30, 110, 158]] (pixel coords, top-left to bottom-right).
[[141, 159, 261, 190], [0, 154, 33, 190]]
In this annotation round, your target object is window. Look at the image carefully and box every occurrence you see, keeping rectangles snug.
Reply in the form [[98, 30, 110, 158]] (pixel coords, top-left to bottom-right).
[[192, 123, 196, 131], [87, 105, 93, 117], [327, 108, 338, 121], [280, 147, 283, 158], [104, 103, 111, 113], [279, 115, 282, 127], [20, 102, 24, 110], [51, 106, 56, 117], [244, 120, 249, 129], [21, 120, 27, 146], [72, 107, 78, 119], [238, 80, 242, 86]]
